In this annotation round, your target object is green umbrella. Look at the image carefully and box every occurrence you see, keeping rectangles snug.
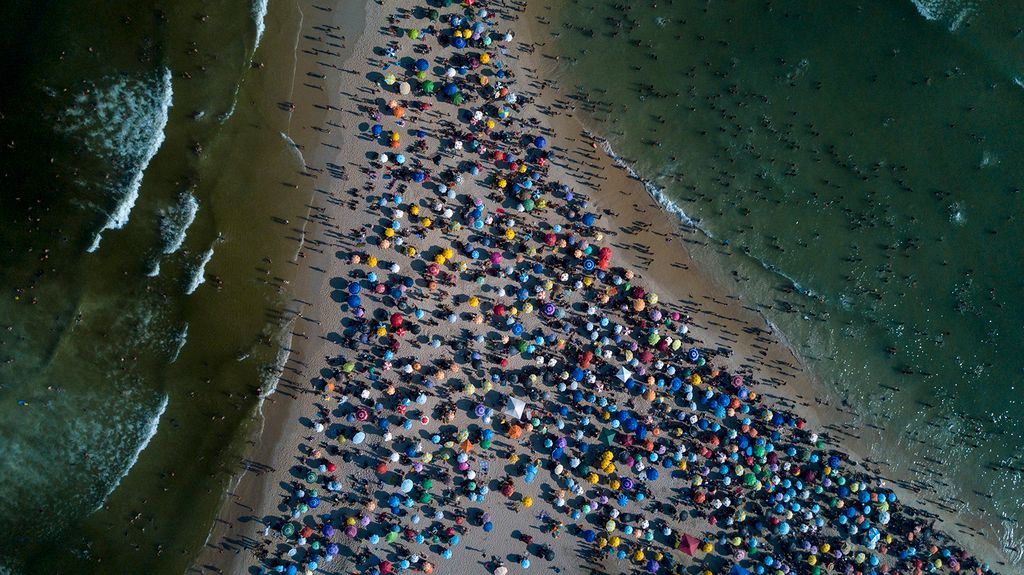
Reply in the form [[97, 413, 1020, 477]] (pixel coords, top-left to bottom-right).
[[422, 80, 435, 93], [599, 429, 617, 446], [452, 93, 464, 106], [282, 523, 296, 538]]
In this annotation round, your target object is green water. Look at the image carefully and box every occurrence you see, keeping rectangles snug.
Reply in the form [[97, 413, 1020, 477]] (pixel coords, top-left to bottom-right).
[[549, 0, 1024, 561], [0, 0, 318, 572]]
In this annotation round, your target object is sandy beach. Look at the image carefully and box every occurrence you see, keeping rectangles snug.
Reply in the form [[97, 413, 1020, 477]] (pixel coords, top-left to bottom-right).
[[187, 1, 1008, 574]]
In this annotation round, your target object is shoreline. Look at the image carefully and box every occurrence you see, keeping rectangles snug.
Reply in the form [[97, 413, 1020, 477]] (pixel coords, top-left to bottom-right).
[[190, 1, 1011, 574], [517, 5, 1016, 569]]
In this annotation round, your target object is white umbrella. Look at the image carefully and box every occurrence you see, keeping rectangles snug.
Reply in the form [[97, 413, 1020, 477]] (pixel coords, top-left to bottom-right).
[[504, 396, 526, 419], [616, 366, 632, 383]]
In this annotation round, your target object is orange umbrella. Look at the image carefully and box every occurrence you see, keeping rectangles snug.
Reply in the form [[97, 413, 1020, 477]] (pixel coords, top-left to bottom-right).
[[460, 439, 473, 453]]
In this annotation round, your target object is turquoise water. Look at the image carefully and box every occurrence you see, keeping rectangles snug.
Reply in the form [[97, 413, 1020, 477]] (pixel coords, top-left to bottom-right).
[[550, 0, 1024, 561], [0, 0, 314, 572]]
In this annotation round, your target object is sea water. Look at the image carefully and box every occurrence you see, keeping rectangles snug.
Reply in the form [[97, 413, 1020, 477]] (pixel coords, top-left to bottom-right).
[[549, 0, 1024, 563], [0, 0, 319, 572]]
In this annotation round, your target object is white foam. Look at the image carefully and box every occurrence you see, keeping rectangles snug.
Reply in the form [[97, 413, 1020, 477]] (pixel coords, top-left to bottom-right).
[[169, 323, 188, 363], [147, 260, 161, 277], [281, 131, 307, 168], [185, 247, 215, 295], [160, 192, 199, 255], [911, 0, 978, 31], [259, 327, 294, 408], [253, 0, 269, 53], [598, 138, 700, 229], [94, 393, 168, 511], [62, 68, 174, 253]]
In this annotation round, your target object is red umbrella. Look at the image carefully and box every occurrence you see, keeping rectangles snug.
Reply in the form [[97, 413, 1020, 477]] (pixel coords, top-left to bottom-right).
[[381, 560, 393, 574], [679, 533, 700, 556], [326, 462, 337, 472], [390, 313, 403, 328]]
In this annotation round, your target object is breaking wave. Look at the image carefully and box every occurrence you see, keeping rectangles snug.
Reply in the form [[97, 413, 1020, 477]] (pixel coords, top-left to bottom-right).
[[59, 68, 174, 253], [252, 0, 269, 53], [911, 0, 979, 31], [185, 247, 215, 295], [160, 191, 199, 255]]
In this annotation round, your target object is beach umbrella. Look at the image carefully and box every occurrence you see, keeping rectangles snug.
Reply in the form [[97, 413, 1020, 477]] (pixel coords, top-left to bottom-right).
[[415, 58, 429, 71], [495, 566, 508, 575], [616, 366, 632, 383], [399, 81, 411, 95], [352, 431, 366, 444], [504, 397, 525, 418], [679, 534, 700, 556]]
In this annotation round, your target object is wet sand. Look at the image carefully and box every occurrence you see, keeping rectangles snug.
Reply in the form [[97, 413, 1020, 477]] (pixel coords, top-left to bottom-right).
[[188, 0, 1009, 574]]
